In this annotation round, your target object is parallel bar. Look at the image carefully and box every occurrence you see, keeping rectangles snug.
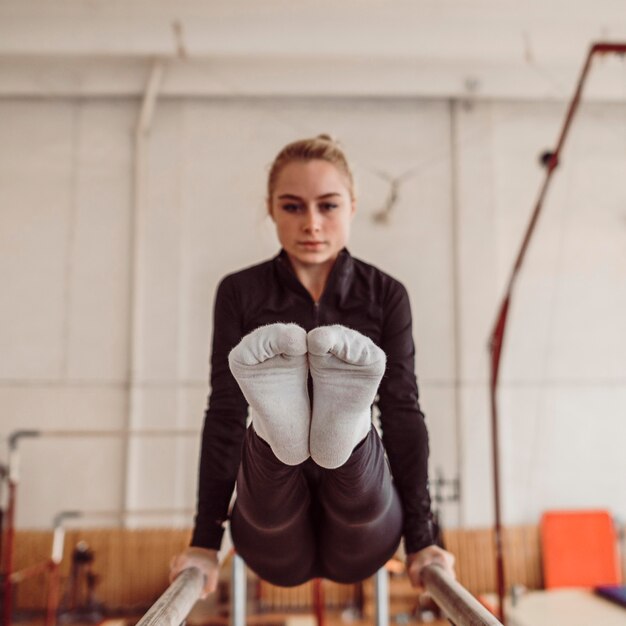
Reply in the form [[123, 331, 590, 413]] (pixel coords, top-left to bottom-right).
[[230, 554, 246, 626], [374, 567, 389, 626], [136, 567, 204, 626], [10, 429, 198, 442], [137, 561, 500, 626], [52, 508, 194, 524], [422, 564, 503, 626]]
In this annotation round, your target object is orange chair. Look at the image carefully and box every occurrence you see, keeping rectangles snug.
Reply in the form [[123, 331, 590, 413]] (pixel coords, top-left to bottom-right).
[[541, 509, 622, 589]]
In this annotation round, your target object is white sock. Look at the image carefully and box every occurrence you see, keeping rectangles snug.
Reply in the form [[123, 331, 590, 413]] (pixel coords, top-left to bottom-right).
[[307, 325, 386, 469], [228, 323, 310, 465]]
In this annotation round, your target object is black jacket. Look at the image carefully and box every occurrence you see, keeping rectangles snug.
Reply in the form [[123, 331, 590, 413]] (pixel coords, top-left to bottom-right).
[[191, 248, 434, 554]]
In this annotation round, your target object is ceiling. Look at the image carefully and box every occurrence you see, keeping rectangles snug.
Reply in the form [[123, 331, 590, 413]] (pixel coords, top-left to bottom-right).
[[2, 0, 626, 100]]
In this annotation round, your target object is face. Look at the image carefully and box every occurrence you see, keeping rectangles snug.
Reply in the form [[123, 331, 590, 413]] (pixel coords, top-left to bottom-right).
[[268, 159, 356, 270]]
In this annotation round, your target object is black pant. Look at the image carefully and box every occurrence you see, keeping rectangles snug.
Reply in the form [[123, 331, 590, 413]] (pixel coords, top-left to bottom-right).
[[230, 426, 403, 587]]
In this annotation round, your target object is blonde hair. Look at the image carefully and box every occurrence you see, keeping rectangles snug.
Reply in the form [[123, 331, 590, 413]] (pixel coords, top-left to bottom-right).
[[267, 134, 356, 201]]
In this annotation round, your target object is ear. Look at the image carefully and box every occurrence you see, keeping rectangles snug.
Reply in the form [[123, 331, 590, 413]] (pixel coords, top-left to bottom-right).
[[350, 198, 357, 217]]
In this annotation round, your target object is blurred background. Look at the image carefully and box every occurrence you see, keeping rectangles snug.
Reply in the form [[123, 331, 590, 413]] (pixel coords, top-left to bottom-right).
[[1, 0, 625, 623]]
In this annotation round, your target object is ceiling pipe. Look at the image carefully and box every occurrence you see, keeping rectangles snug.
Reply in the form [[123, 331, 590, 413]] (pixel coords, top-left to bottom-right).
[[123, 59, 165, 520]]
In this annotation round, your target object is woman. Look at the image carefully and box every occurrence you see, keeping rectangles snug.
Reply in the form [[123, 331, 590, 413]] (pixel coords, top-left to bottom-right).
[[170, 135, 454, 597]]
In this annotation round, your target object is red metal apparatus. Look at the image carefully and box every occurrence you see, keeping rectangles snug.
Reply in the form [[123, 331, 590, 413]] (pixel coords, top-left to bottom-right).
[[1, 505, 69, 626], [2, 432, 24, 626], [0, 429, 196, 626], [313, 578, 325, 626], [2, 431, 45, 626], [488, 41, 626, 623]]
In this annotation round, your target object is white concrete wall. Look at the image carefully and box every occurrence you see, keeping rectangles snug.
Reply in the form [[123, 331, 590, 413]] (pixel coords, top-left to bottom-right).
[[1, 94, 625, 534], [456, 99, 626, 528]]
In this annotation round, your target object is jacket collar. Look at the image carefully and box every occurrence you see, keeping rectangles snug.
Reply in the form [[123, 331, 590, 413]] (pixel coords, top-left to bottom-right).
[[273, 248, 354, 305]]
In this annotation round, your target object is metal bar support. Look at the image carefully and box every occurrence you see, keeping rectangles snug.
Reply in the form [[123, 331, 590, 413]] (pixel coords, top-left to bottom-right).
[[374, 567, 389, 626], [230, 554, 246, 626]]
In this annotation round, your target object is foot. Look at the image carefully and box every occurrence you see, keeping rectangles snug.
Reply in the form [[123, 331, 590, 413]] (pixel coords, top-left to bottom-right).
[[228, 323, 310, 465], [307, 325, 386, 468]]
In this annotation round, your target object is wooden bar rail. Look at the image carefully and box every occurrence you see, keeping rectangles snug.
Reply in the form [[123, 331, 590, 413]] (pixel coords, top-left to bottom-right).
[[135, 567, 204, 626], [422, 564, 503, 626]]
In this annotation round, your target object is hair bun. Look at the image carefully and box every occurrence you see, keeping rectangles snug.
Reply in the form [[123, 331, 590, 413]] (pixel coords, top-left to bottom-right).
[[316, 133, 335, 142]]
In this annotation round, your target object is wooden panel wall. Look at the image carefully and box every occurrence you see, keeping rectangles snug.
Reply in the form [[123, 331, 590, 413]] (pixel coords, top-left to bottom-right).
[[12, 528, 191, 611], [258, 580, 358, 612], [11, 524, 622, 613], [443, 525, 543, 594]]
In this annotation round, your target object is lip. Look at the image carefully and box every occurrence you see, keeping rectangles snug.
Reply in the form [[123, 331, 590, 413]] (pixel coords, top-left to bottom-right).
[[297, 241, 326, 247]]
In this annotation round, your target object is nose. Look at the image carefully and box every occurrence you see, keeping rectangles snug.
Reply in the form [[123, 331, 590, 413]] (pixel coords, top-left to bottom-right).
[[303, 207, 321, 233]]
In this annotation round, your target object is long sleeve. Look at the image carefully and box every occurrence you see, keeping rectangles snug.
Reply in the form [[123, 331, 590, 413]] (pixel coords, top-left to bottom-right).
[[376, 281, 434, 554], [190, 276, 249, 549], [190, 251, 434, 554]]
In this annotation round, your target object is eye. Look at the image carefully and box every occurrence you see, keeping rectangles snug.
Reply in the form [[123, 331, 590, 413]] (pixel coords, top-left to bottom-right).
[[281, 202, 302, 213], [319, 202, 339, 212]]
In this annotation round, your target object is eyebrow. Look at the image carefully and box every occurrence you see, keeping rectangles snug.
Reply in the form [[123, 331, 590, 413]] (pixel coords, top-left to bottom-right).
[[277, 193, 342, 200]]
